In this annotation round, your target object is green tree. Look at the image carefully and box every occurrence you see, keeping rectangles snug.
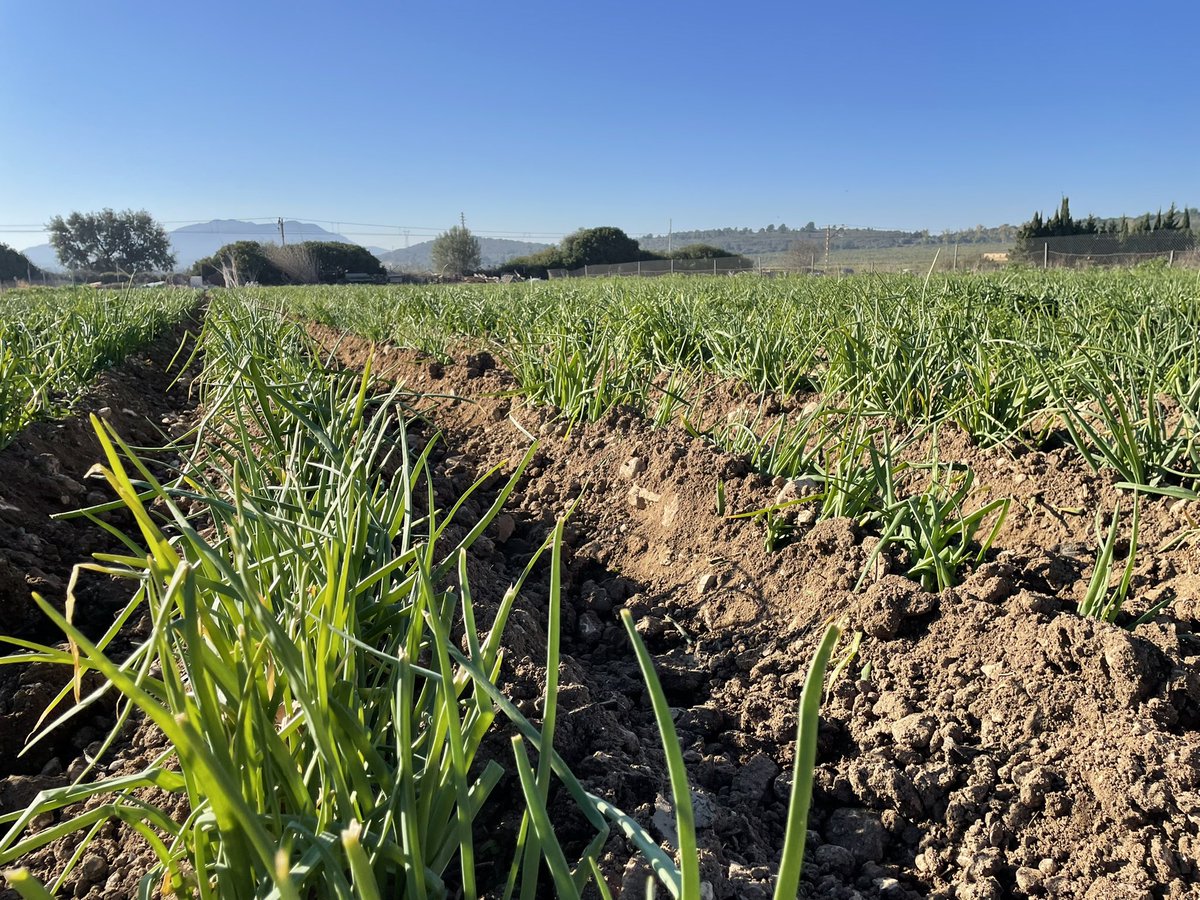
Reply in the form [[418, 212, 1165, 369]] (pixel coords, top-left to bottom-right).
[[300, 241, 385, 281], [192, 241, 285, 286], [1183, 208, 1192, 231], [192, 240, 385, 285], [430, 224, 481, 276], [668, 243, 741, 260], [0, 243, 40, 282], [1163, 202, 1180, 230], [500, 226, 654, 278], [495, 247, 566, 279], [48, 208, 175, 274], [558, 226, 644, 269]]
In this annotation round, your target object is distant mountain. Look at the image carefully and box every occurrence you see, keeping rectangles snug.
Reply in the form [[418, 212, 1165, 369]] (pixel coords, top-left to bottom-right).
[[23, 219, 360, 272], [21, 243, 62, 273], [379, 237, 551, 272], [169, 220, 357, 269]]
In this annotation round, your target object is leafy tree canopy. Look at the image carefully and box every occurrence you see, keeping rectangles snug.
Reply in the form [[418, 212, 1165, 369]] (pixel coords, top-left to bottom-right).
[[667, 243, 739, 260], [191, 240, 385, 286], [430, 225, 481, 277], [48, 208, 175, 274], [501, 226, 656, 277], [303, 241, 386, 280], [558, 226, 645, 269], [0, 243, 40, 281], [192, 241, 284, 286]]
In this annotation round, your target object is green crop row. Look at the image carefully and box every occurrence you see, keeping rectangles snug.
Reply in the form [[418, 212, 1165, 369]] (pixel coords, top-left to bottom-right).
[[269, 270, 1200, 599], [279, 269, 1200, 491], [1, 292, 842, 898], [0, 287, 195, 447]]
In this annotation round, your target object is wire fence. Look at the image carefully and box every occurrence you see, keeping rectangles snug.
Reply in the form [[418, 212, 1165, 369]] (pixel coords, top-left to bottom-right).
[[547, 257, 757, 278], [544, 232, 1199, 280], [7, 224, 1197, 287], [547, 247, 1010, 278], [1022, 231, 1197, 267]]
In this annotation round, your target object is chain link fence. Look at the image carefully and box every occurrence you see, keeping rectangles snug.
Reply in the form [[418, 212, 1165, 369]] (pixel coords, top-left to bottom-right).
[[547, 257, 757, 278], [548, 247, 1009, 278], [1019, 231, 1198, 267], [545, 232, 1199, 280]]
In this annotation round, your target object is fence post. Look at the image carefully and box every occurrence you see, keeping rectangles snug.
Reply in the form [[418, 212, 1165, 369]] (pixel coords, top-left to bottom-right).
[[637, 260, 641, 275], [1043, 243, 1048, 269], [1170, 250, 1175, 267], [670, 259, 674, 274], [713, 258, 717, 275], [953, 243, 958, 270], [584, 264, 588, 277]]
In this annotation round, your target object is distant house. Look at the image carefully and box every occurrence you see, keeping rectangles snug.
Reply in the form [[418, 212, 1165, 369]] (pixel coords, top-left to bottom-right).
[[982, 252, 1010, 262]]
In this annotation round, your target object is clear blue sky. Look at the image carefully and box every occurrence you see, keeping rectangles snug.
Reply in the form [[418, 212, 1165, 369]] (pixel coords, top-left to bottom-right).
[[2, 1, 1197, 250]]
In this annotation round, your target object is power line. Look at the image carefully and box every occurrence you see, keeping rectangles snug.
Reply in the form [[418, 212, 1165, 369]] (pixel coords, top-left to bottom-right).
[[0, 217, 571, 242]]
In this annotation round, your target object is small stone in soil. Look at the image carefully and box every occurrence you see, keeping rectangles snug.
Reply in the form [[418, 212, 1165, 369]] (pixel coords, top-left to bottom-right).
[[826, 807, 887, 863], [493, 513, 515, 543], [619, 456, 647, 479], [731, 752, 780, 802], [79, 854, 108, 882], [814, 843, 856, 875], [577, 611, 603, 645]]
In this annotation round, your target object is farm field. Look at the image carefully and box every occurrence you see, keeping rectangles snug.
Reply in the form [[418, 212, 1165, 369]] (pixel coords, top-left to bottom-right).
[[2, 271, 1200, 899], [756, 241, 1015, 274], [0, 289, 195, 448]]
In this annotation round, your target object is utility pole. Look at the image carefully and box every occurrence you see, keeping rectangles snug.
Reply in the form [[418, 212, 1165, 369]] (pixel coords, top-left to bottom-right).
[[668, 218, 672, 256], [825, 225, 832, 269], [278, 217, 286, 246], [460, 212, 467, 229]]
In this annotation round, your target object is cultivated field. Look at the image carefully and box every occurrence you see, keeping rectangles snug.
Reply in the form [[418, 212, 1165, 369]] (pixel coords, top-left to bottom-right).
[[2, 271, 1200, 899]]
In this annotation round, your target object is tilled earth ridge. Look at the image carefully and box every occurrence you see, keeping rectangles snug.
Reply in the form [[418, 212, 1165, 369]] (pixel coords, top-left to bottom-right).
[[0, 320, 202, 900], [312, 325, 1200, 900]]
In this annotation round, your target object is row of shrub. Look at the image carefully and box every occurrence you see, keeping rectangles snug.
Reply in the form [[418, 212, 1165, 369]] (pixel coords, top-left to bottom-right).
[[495, 227, 749, 278], [192, 241, 385, 286]]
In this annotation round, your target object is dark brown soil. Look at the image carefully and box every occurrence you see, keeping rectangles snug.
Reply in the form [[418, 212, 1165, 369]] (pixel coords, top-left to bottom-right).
[[6, 317, 1200, 900]]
